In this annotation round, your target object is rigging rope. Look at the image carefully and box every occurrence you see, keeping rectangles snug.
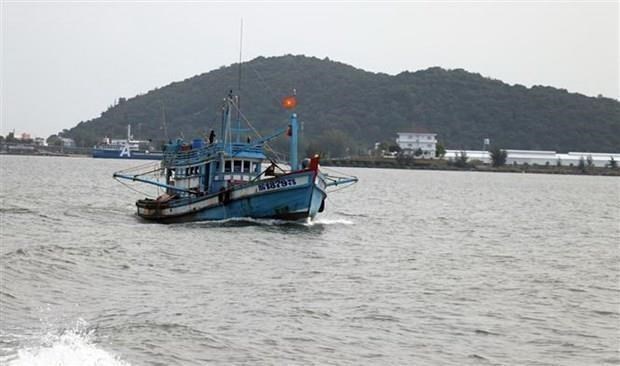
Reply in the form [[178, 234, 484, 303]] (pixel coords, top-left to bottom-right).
[[229, 99, 287, 162], [113, 177, 157, 198], [114, 161, 161, 175], [321, 165, 358, 179]]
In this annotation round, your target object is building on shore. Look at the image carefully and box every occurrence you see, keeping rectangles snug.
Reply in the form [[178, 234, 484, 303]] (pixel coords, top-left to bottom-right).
[[60, 137, 76, 148], [444, 149, 620, 168], [396, 132, 437, 159]]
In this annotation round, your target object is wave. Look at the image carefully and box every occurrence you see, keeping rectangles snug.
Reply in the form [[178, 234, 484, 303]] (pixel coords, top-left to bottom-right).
[[4, 320, 130, 366], [0, 207, 36, 215]]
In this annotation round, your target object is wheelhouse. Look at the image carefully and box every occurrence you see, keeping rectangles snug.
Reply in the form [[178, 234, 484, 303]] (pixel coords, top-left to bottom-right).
[[161, 139, 268, 199]]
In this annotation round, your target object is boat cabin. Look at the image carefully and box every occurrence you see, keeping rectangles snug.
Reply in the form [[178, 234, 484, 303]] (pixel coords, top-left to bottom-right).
[[162, 139, 267, 198]]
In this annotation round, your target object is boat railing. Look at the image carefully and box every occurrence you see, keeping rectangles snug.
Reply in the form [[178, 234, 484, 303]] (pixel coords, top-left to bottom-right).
[[163, 144, 218, 165], [164, 142, 265, 166], [230, 143, 264, 156]]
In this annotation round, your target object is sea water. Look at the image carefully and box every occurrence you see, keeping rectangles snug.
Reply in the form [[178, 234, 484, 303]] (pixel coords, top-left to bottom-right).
[[1, 155, 618, 365]]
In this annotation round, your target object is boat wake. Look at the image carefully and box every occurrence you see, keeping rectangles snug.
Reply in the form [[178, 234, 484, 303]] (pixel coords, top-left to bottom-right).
[[305, 218, 354, 226], [181, 216, 354, 228], [4, 320, 130, 366]]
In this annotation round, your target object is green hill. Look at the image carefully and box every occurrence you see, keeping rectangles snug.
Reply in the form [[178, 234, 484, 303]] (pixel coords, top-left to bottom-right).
[[64, 55, 620, 156]]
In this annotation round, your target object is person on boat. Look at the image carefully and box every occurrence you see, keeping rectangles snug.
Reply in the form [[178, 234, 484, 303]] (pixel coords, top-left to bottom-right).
[[208, 130, 216, 144]]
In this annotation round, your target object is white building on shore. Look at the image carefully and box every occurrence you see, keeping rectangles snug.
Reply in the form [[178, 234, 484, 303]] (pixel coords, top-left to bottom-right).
[[396, 132, 437, 159], [444, 149, 620, 168]]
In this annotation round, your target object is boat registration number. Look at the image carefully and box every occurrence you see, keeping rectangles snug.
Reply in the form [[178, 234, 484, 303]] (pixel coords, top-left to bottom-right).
[[258, 178, 297, 192]]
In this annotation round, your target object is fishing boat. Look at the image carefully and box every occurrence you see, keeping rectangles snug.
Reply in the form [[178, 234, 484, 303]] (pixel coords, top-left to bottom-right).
[[113, 91, 357, 223], [93, 125, 163, 160]]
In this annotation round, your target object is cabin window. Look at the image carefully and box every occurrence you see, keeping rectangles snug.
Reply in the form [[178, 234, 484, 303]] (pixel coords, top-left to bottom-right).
[[225, 160, 232, 173], [243, 161, 250, 173], [253, 162, 260, 173], [233, 160, 242, 173]]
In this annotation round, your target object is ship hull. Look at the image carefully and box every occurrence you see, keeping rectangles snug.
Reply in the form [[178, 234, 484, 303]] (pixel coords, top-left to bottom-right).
[[93, 149, 163, 160], [135, 170, 326, 223]]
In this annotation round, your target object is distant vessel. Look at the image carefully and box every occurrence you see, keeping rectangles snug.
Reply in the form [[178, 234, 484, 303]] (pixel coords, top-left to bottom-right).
[[113, 91, 357, 223], [92, 125, 163, 160]]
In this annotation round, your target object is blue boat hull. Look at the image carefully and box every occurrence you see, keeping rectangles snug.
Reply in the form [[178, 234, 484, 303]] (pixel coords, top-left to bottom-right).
[[93, 149, 163, 160], [136, 171, 326, 223]]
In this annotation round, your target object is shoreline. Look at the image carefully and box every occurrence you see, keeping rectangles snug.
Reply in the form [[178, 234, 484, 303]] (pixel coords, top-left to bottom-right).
[[322, 158, 620, 177], [2, 152, 618, 176]]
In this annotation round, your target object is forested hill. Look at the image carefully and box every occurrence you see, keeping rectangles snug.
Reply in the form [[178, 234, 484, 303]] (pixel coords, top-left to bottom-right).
[[64, 55, 620, 155]]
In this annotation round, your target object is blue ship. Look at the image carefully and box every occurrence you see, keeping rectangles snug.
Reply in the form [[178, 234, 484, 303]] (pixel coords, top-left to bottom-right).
[[113, 92, 357, 223], [93, 125, 163, 160], [92, 149, 163, 160]]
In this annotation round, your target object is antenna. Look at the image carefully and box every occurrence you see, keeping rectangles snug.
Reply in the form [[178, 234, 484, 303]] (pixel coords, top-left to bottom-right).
[[238, 18, 243, 97], [236, 18, 243, 142]]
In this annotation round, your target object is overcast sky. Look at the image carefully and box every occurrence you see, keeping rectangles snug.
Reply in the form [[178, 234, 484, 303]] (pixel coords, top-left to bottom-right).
[[1, 1, 618, 138]]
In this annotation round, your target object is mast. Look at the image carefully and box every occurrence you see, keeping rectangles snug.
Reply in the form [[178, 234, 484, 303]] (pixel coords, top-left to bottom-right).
[[225, 95, 233, 155], [220, 93, 233, 174], [236, 19, 243, 143], [290, 113, 299, 171], [282, 90, 299, 171]]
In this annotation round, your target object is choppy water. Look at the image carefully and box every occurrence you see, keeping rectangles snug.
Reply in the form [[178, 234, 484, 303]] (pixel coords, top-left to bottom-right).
[[0, 155, 618, 365]]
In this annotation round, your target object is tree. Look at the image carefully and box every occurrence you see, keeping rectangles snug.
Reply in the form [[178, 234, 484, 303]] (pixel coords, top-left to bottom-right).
[[578, 156, 586, 172], [454, 150, 469, 167], [435, 143, 446, 158], [414, 148, 423, 157], [489, 146, 508, 167], [47, 134, 63, 146], [609, 156, 617, 169], [6, 132, 16, 143], [313, 129, 352, 158], [388, 144, 401, 153]]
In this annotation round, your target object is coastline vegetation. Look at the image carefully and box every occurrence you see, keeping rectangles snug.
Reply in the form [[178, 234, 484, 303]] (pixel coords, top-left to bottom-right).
[[322, 155, 620, 176]]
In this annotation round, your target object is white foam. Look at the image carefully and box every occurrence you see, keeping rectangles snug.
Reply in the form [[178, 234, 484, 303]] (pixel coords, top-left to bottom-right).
[[306, 218, 354, 226], [7, 320, 130, 366], [194, 217, 291, 226], [185, 216, 354, 227]]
